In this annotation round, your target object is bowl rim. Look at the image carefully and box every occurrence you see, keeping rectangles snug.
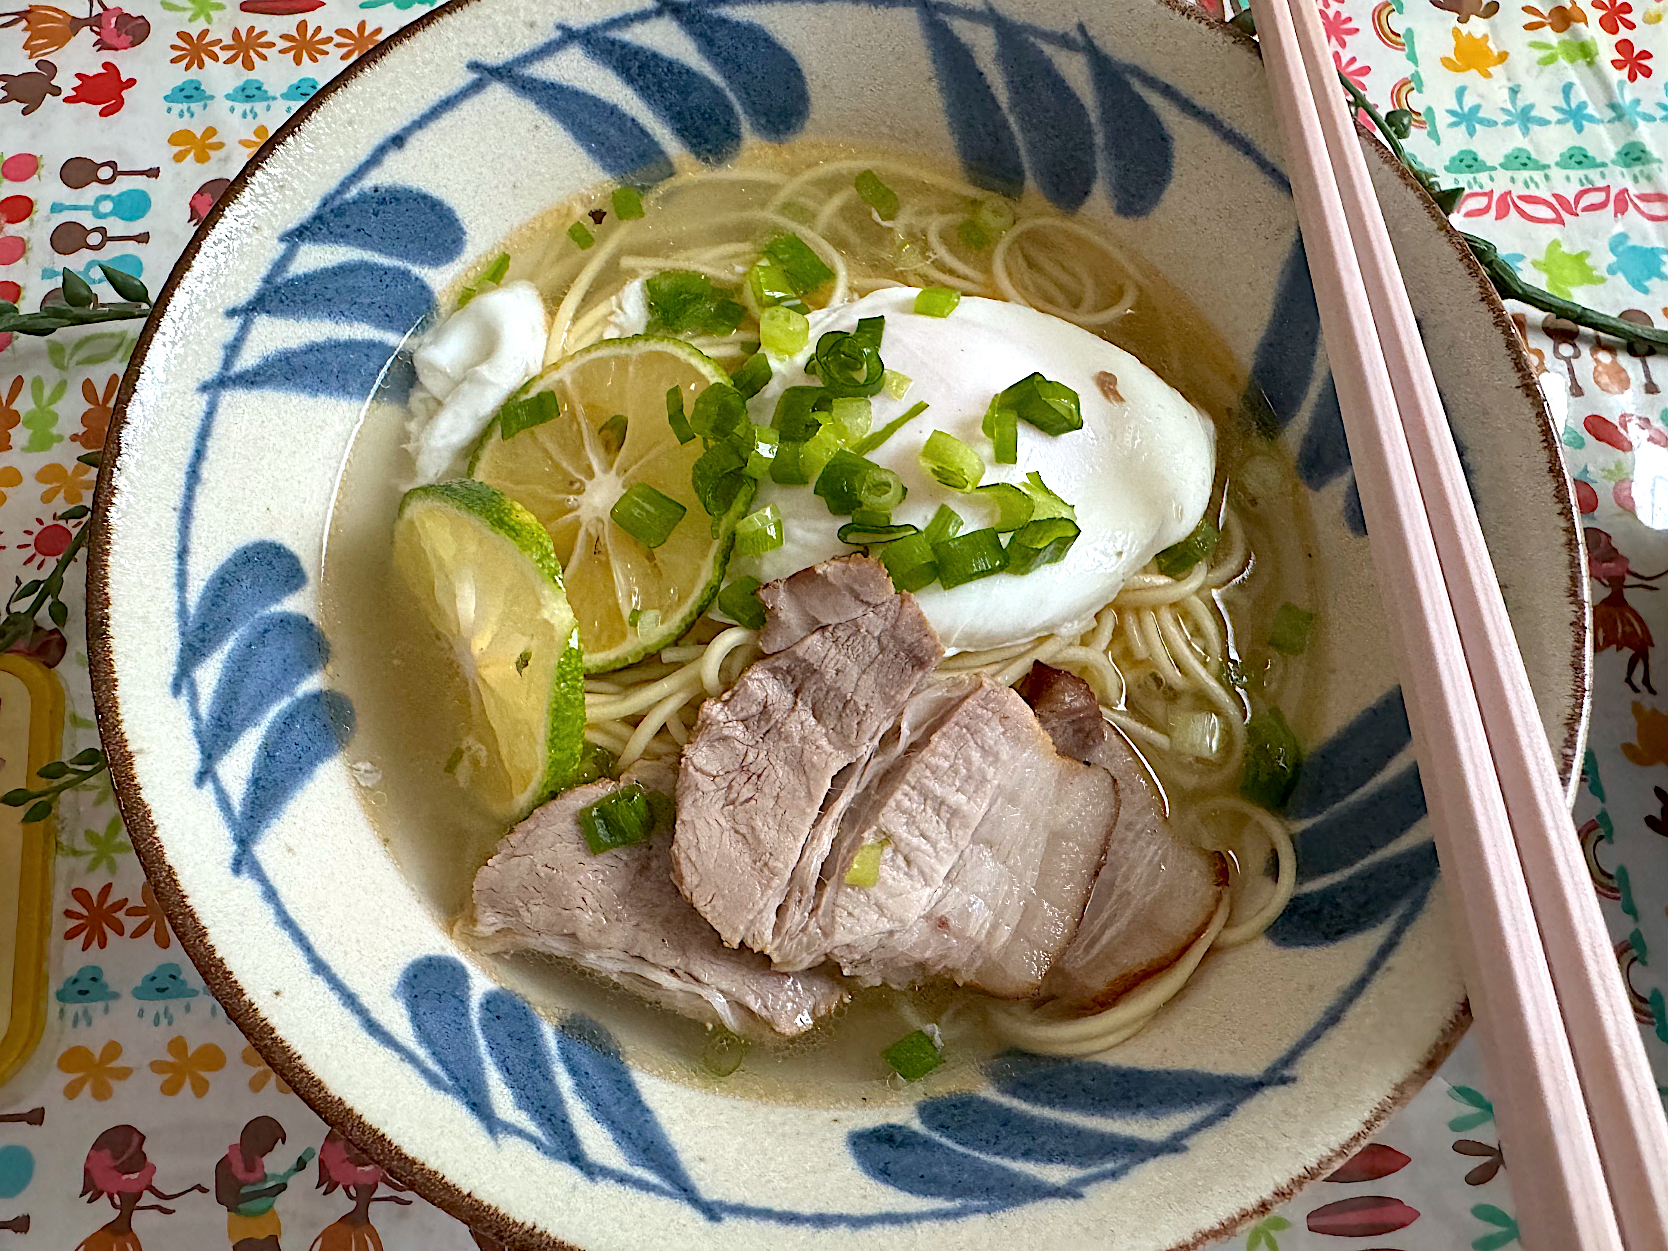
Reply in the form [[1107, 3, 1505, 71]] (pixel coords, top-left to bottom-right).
[[84, 0, 1589, 1244]]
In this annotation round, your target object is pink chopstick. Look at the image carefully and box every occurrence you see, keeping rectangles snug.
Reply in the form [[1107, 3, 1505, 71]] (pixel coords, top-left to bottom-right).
[[1246, 0, 1663, 1244], [1276, 5, 1668, 1245]]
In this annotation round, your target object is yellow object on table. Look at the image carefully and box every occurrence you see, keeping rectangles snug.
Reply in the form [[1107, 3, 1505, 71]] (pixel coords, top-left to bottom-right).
[[0, 656, 62, 1089]]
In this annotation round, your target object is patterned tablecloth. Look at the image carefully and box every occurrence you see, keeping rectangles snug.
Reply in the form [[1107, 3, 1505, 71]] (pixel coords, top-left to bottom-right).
[[0, 0, 1664, 1245]]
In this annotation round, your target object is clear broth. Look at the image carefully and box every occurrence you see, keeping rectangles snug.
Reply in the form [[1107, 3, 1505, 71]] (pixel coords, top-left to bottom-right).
[[318, 142, 1323, 1106]]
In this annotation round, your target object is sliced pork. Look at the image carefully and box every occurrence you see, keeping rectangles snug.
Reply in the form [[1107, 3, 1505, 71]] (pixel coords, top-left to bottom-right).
[[470, 778, 846, 1037], [755, 555, 896, 654], [671, 592, 941, 954]]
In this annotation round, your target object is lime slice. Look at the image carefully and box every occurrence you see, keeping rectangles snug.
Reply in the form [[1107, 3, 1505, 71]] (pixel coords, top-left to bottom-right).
[[393, 478, 585, 820], [469, 335, 740, 672]]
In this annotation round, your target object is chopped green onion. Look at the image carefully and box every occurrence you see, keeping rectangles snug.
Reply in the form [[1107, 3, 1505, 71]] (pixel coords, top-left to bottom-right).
[[690, 383, 749, 442], [879, 531, 938, 593], [568, 221, 595, 249], [732, 352, 772, 400], [744, 424, 780, 479], [769, 440, 807, 485], [1022, 471, 1077, 521], [882, 1028, 944, 1081], [646, 270, 746, 337], [798, 423, 846, 484], [610, 483, 686, 549], [598, 412, 628, 458], [972, 197, 1016, 236], [881, 369, 912, 400], [831, 396, 872, 442], [499, 390, 560, 439], [1172, 710, 1223, 760], [934, 528, 1007, 588], [691, 439, 753, 521], [920, 430, 983, 492], [764, 234, 834, 294], [772, 386, 825, 442], [923, 504, 964, 545], [666, 386, 695, 445], [974, 482, 1034, 532], [815, 449, 906, 515], [838, 519, 919, 546], [958, 219, 991, 251], [1000, 373, 1083, 436], [853, 316, 885, 350], [443, 745, 465, 774], [747, 259, 798, 310], [982, 395, 1018, 464], [1240, 708, 1302, 811], [612, 186, 645, 220], [1269, 603, 1315, 656], [1154, 518, 1220, 577], [481, 252, 511, 285], [844, 837, 890, 887], [735, 503, 785, 557], [1004, 517, 1080, 575], [854, 169, 899, 221], [575, 741, 617, 785], [717, 576, 766, 631], [914, 286, 962, 318], [760, 305, 809, 356], [810, 329, 885, 398], [702, 1027, 749, 1077], [852, 400, 929, 456], [578, 784, 656, 854]]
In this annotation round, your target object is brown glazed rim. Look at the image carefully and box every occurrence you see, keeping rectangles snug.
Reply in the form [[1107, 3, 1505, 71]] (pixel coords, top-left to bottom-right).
[[85, 1, 1587, 1246]]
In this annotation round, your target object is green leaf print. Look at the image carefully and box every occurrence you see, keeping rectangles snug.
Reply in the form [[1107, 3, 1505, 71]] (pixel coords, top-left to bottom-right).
[[46, 342, 67, 372], [160, 0, 224, 22], [72, 332, 130, 367], [1448, 1084, 1495, 1132], [22, 378, 65, 453], [1530, 241, 1605, 300], [1471, 1203, 1519, 1250], [59, 815, 132, 875], [1246, 1216, 1290, 1250]]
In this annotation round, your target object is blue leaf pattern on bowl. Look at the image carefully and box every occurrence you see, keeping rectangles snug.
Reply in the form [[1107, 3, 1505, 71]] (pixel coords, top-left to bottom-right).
[[196, 611, 329, 780], [233, 689, 355, 862], [916, 1094, 1176, 1166], [663, 0, 810, 143], [173, 540, 305, 695], [849, 1124, 1082, 1202], [229, 260, 438, 336], [212, 339, 417, 402], [282, 186, 466, 267], [1268, 842, 1441, 948], [1245, 237, 1322, 434], [397, 955, 499, 1129], [991, 11, 1096, 210], [915, 0, 1026, 196], [988, 1058, 1284, 1117], [1080, 26, 1172, 219], [578, 29, 745, 166], [478, 989, 593, 1174]]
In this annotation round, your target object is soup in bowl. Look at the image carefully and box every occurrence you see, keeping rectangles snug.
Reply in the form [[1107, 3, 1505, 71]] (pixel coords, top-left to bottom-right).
[[88, 0, 1586, 1247]]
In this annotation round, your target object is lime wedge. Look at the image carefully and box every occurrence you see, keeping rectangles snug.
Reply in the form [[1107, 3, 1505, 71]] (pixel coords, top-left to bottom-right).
[[469, 335, 740, 672], [393, 478, 585, 819]]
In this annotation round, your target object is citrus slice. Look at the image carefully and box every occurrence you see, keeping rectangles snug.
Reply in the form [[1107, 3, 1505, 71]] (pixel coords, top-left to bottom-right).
[[469, 335, 740, 672], [393, 478, 585, 820]]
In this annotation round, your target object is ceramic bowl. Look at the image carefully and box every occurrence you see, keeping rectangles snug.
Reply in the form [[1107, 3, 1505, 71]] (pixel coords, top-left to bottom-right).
[[87, 0, 1588, 1246]]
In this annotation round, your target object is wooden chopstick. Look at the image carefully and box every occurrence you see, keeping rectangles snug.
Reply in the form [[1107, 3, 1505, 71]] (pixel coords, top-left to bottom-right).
[[1244, 0, 1631, 1245], [1277, 6, 1668, 1245]]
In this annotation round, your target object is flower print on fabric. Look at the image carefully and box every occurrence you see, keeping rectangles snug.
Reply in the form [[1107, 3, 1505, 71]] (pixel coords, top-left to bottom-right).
[[57, 1041, 131, 1101], [64, 883, 127, 950], [148, 1036, 223, 1097]]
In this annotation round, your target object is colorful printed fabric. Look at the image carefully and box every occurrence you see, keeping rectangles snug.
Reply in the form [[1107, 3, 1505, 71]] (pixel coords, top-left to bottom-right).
[[1, 0, 1664, 1245]]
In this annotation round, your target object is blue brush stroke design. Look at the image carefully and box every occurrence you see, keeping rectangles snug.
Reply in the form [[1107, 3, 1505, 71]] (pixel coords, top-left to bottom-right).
[[478, 989, 591, 1173], [1245, 235, 1321, 432], [662, 1, 809, 142], [917, 1095, 1175, 1167], [1343, 476, 1366, 536], [470, 62, 675, 186], [916, 0, 1024, 196], [230, 261, 436, 337], [232, 689, 354, 864], [555, 1015, 711, 1216], [1285, 687, 1410, 819], [1296, 376, 1347, 489], [1079, 25, 1172, 218], [987, 1058, 1285, 1118], [396, 957, 496, 1129], [174, 541, 306, 695], [196, 611, 329, 780], [281, 185, 465, 267], [1293, 765, 1426, 883], [849, 1125, 1080, 1202], [578, 30, 744, 164], [209, 340, 413, 403], [991, 11, 1094, 210], [1268, 842, 1441, 947]]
